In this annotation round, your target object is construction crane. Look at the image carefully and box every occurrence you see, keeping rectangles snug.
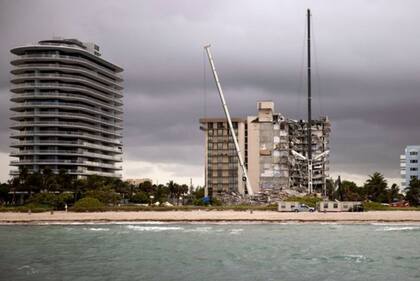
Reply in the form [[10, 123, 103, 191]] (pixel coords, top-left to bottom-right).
[[204, 44, 254, 196], [291, 9, 328, 195]]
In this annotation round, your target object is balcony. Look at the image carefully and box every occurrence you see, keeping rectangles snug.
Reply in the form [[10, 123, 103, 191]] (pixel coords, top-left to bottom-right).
[[10, 159, 122, 170], [10, 169, 121, 178], [10, 140, 122, 153], [11, 73, 123, 94], [11, 101, 122, 119], [11, 92, 123, 114], [12, 53, 122, 80], [11, 121, 122, 136], [10, 83, 122, 103], [11, 112, 123, 129], [10, 150, 122, 161], [10, 130, 121, 144], [12, 63, 122, 87]]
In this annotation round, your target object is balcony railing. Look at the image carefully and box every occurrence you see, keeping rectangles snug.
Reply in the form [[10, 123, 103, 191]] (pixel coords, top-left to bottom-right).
[[10, 150, 122, 161], [10, 140, 122, 153], [13, 63, 121, 86], [13, 53, 122, 79], [10, 159, 122, 170], [11, 101, 122, 119], [10, 130, 121, 144], [10, 82, 122, 101], [12, 73, 122, 94], [11, 112, 123, 129], [11, 121, 122, 136], [10, 169, 121, 178], [11, 92, 123, 113]]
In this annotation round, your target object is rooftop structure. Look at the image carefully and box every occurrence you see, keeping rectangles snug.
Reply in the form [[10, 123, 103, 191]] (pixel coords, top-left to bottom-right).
[[10, 37, 123, 178]]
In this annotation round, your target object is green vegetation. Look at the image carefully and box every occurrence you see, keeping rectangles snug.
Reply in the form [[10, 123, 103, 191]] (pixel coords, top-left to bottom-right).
[[329, 172, 405, 204], [27, 192, 73, 209], [362, 201, 390, 211], [405, 178, 420, 206], [1, 168, 419, 212], [0, 167, 202, 211], [71, 197, 104, 212], [0, 203, 52, 213]]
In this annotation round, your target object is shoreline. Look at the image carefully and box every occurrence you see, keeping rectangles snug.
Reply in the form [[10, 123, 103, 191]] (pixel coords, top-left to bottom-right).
[[2, 210, 420, 225]]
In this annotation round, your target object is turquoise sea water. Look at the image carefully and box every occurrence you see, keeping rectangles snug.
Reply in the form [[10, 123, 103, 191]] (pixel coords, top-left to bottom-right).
[[0, 223, 419, 281]]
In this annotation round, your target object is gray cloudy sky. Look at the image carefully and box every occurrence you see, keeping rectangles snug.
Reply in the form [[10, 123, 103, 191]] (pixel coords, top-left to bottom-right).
[[0, 0, 419, 186]]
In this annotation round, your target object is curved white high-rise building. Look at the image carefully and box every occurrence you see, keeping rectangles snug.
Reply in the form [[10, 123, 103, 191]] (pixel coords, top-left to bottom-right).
[[10, 38, 123, 178]]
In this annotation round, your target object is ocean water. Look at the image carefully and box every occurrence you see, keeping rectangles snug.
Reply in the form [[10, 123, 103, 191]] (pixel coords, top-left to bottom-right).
[[0, 223, 419, 281]]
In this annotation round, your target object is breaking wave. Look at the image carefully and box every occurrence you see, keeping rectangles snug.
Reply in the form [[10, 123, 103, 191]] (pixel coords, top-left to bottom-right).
[[17, 265, 39, 275], [377, 226, 420, 232], [126, 225, 183, 232], [83, 227, 110, 232], [229, 228, 244, 235], [331, 254, 373, 263], [183, 227, 213, 233]]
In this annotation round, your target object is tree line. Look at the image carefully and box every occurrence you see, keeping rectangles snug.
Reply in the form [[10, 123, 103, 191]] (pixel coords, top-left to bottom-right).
[[1, 169, 419, 208], [326, 172, 420, 206], [0, 167, 207, 208]]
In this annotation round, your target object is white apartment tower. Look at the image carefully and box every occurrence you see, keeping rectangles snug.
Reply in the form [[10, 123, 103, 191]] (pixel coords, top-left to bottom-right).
[[10, 38, 123, 178], [400, 145, 420, 190]]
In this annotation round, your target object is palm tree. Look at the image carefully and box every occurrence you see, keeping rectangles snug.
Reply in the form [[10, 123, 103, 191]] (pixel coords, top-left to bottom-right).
[[405, 178, 420, 206], [364, 172, 388, 202], [17, 167, 30, 191], [41, 167, 56, 192], [27, 172, 42, 195], [167, 181, 177, 203], [56, 169, 73, 192]]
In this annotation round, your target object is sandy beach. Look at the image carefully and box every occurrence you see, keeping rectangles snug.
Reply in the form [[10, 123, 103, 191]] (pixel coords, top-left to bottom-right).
[[1, 210, 420, 224]]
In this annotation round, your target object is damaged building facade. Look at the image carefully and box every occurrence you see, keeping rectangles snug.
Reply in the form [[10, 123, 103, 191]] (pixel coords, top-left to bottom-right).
[[200, 101, 330, 199]]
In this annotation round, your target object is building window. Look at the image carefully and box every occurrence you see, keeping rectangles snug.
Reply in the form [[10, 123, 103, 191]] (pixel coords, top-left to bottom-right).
[[409, 151, 418, 155], [410, 167, 418, 171], [323, 203, 328, 208], [411, 175, 418, 180], [410, 159, 418, 163], [333, 203, 338, 209]]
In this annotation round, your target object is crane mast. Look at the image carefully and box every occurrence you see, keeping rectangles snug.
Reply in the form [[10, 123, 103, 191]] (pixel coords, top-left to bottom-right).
[[307, 9, 313, 194], [204, 45, 254, 196]]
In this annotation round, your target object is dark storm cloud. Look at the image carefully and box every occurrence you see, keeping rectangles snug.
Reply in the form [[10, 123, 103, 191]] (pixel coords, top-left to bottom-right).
[[0, 0, 419, 182]]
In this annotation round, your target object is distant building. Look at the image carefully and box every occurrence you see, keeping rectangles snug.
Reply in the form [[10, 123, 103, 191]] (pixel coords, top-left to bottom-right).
[[126, 178, 153, 186], [199, 118, 247, 197], [9, 38, 123, 178], [200, 101, 330, 199], [400, 145, 420, 190]]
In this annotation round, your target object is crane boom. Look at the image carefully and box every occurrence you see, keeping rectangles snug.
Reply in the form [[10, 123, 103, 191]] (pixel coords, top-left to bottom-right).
[[204, 45, 254, 196]]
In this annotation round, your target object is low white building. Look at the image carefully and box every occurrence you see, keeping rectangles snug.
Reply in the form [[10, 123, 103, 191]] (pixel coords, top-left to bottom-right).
[[317, 201, 362, 212]]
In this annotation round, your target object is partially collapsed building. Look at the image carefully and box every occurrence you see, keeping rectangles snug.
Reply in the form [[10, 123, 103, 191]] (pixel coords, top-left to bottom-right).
[[200, 101, 330, 199]]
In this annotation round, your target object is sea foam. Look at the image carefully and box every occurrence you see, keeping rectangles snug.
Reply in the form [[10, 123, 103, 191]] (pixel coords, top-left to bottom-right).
[[378, 226, 420, 232], [126, 225, 183, 232]]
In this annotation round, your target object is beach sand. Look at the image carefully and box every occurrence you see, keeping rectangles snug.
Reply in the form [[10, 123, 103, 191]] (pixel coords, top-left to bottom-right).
[[1, 210, 420, 224]]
